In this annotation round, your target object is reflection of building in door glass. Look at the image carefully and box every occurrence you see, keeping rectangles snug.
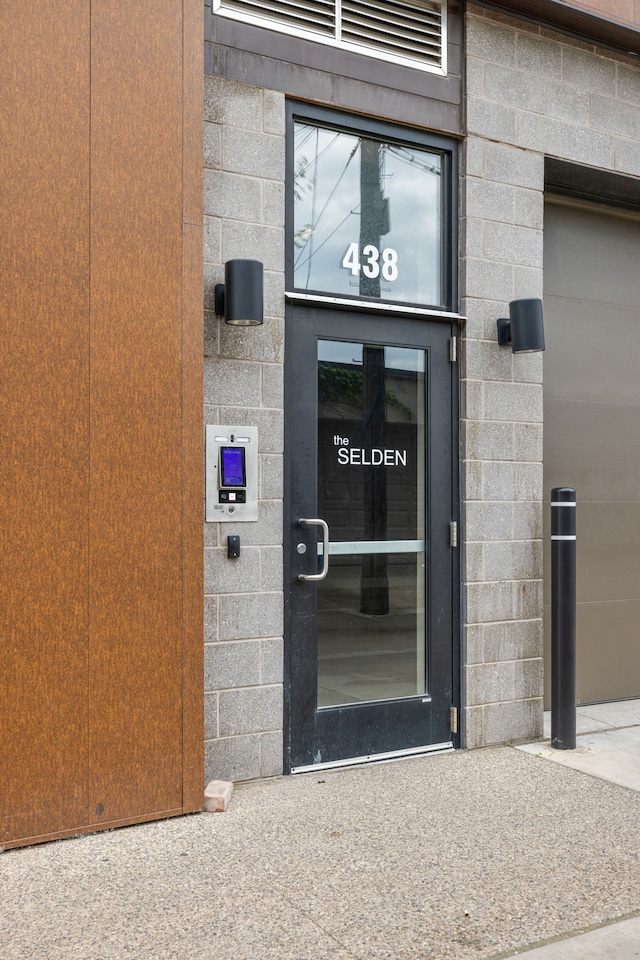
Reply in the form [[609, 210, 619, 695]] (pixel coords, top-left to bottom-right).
[[294, 122, 442, 306]]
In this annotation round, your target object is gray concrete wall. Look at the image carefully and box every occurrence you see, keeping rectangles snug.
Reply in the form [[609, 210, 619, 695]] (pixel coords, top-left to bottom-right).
[[462, 3, 640, 746], [203, 76, 285, 782], [203, 8, 640, 773]]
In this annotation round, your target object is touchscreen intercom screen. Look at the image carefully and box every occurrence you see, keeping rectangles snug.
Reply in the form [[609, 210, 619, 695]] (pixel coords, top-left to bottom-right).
[[220, 446, 246, 487]]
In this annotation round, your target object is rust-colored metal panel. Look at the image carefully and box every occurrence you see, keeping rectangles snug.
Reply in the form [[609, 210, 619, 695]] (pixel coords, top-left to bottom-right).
[[0, 4, 91, 846], [88, 0, 190, 824], [2, 0, 203, 849], [182, 0, 205, 813]]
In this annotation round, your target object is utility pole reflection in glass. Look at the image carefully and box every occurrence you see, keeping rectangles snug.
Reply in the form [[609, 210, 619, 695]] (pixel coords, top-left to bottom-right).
[[359, 139, 391, 616]]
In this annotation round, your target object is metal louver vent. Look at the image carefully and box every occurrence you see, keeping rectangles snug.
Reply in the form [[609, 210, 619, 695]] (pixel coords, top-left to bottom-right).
[[220, 0, 334, 38], [342, 0, 442, 69], [214, 0, 446, 74]]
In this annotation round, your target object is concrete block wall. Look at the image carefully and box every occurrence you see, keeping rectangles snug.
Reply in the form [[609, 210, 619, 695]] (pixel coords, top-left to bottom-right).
[[203, 76, 285, 782], [462, 3, 640, 746]]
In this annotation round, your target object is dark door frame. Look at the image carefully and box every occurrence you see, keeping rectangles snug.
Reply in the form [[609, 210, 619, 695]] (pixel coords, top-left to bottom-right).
[[283, 302, 460, 772]]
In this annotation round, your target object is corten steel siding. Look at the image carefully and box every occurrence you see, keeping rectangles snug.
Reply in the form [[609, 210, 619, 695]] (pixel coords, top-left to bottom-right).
[[1, 0, 203, 848]]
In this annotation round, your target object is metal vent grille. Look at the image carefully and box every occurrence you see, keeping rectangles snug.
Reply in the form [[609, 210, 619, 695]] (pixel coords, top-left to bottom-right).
[[214, 0, 446, 73], [341, 0, 442, 69], [220, 0, 334, 37]]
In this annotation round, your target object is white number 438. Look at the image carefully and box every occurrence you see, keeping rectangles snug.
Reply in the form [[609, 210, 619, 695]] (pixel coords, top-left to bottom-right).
[[342, 242, 398, 282]]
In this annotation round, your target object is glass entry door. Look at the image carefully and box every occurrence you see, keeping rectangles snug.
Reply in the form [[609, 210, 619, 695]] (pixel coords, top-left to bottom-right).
[[285, 306, 458, 771], [317, 340, 427, 707]]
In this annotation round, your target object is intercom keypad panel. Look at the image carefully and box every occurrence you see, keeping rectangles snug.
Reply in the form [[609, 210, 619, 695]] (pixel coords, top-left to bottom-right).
[[206, 425, 258, 522]]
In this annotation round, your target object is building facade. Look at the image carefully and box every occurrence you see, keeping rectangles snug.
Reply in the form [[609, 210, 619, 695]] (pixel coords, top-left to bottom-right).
[[3, 0, 640, 847], [203, 0, 640, 780]]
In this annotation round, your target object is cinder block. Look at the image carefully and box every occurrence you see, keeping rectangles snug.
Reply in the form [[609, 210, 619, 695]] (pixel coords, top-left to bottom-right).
[[484, 142, 543, 190], [484, 697, 543, 744], [204, 546, 261, 595], [482, 381, 542, 423], [462, 337, 513, 382], [466, 660, 516, 705], [481, 539, 542, 581], [203, 215, 221, 265], [204, 121, 221, 170], [466, 579, 515, 624], [613, 137, 640, 178], [482, 222, 542, 268], [516, 34, 562, 81], [260, 731, 284, 777], [260, 546, 283, 592], [204, 596, 219, 642], [464, 500, 515, 541], [546, 81, 590, 125], [261, 636, 284, 684], [464, 137, 485, 178], [464, 258, 513, 303], [485, 63, 546, 113], [204, 168, 262, 222], [262, 89, 285, 136], [263, 180, 285, 228], [204, 779, 234, 812], [205, 640, 262, 690], [219, 316, 285, 364], [463, 705, 486, 749], [205, 735, 261, 783], [516, 112, 564, 156], [482, 618, 543, 663], [465, 177, 514, 223], [463, 419, 514, 461], [561, 46, 616, 98], [617, 63, 640, 106], [260, 454, 284, 501], [513, 578, 543, 620], [204, 76, 262, 129], [204, 692, 218, 740], [220, 591, 284, 641], [465, 624, 485, 665], [562, 125, 614, 169], [466, 97, 517, 145], [467, 16, 517, 67], [219, 684, 283, 737], [222, 220, 284, 273], [218, 407, 283, 456], [222, 127, 285, 182], [262, 362, 283, 409], [513, 186, 543, 230], [204, 359, 262, 407]]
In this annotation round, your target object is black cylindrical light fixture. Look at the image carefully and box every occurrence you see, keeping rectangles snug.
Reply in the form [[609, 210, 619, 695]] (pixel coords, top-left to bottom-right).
[[509, 297, 545, 353], [215, 259, 264, 326]]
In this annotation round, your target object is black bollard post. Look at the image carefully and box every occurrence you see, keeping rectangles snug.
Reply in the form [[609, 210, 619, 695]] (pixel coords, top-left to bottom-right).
[[551, 487, 577, 750]]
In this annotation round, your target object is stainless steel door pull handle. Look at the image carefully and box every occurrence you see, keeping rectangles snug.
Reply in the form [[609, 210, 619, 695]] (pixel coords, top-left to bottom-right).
[[297, 518, 329, 581]]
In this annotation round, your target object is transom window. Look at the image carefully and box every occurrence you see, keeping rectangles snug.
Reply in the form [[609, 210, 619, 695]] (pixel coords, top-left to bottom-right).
[[290, 114, 456, 311], [213, 0, 447, 74]]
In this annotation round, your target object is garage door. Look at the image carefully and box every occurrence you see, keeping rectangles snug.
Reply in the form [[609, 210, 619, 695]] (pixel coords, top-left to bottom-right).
[[543, 197, 640, 705]]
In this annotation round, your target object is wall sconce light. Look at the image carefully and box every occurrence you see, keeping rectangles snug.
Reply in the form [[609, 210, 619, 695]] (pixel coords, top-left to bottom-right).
[[215, 259, 264, 326], [497, 298, 545, 353]]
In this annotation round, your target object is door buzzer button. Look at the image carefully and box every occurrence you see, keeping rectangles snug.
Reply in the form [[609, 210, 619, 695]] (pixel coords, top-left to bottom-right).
[[219, 490, 246, 504]]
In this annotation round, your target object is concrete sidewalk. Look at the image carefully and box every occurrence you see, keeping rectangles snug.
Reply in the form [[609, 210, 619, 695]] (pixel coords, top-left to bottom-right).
[[2, 710, 639, 959]]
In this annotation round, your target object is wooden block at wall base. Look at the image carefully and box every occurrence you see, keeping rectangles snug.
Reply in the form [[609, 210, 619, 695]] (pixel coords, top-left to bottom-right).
[[204, 780, 234, 812]]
